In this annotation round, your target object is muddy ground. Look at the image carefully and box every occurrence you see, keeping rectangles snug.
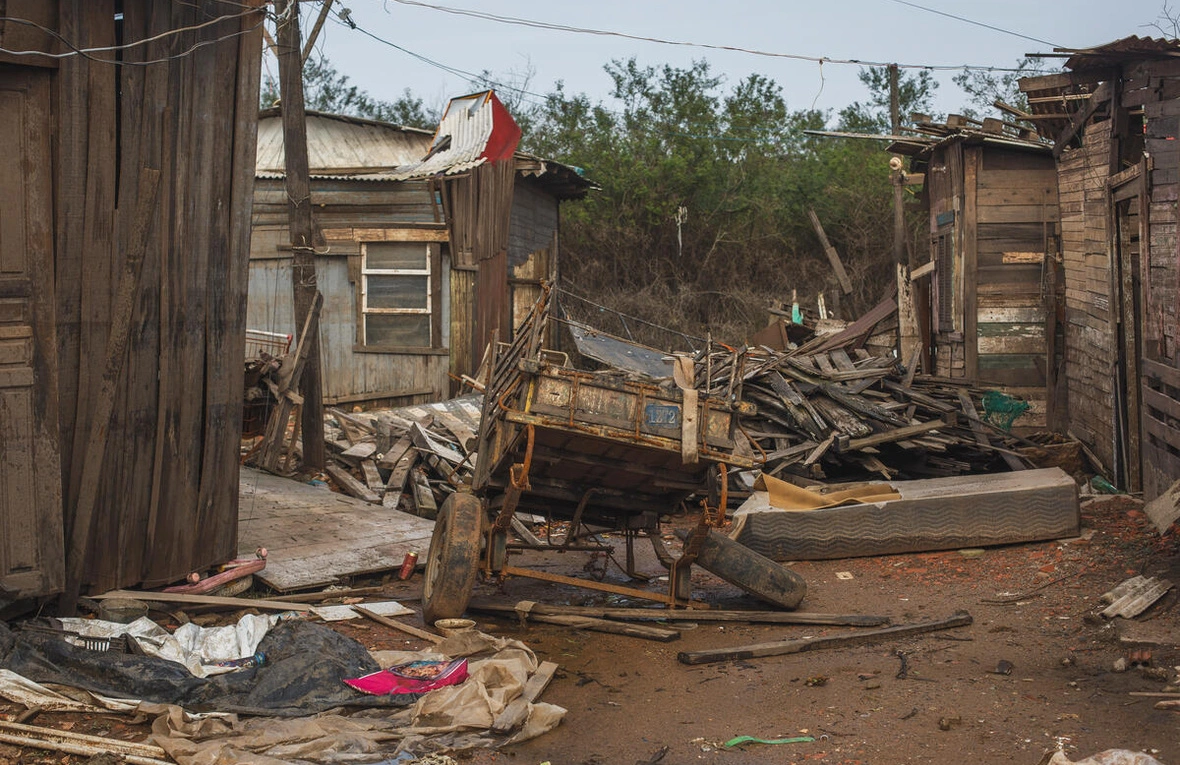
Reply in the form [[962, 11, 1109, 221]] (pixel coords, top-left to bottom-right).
[[2, 494, 1178, 765]]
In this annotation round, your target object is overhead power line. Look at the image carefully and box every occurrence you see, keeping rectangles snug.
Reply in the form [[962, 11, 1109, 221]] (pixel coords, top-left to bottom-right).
[[883, 0, 1059, 48], [0, 8, 265, 65], [386, 0, 1028, 73]]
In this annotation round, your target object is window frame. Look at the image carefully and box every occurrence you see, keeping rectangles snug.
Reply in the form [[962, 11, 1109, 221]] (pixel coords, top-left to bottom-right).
[[355, 239, 445, 354]]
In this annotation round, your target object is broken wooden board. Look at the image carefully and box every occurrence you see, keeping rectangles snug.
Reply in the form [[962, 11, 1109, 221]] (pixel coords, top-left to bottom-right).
[[492, 661, 559, 733], [93, 590, 310, 612], [731, 467, 1080, 561], [324, 464, 381, 504], [238, 467, 435, 592], [1144, 478, 1180, 534]]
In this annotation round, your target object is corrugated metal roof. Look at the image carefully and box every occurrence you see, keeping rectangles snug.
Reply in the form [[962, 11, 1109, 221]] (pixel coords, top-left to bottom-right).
[[256, 98, 595, 199], [1062, 35, 1180, 70], [381, 91, 520, 182], [255, 109, 433, 177]]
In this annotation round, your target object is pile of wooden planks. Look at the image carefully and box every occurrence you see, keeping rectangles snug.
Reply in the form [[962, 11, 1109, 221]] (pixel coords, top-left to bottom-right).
[[689, 309, 1035, 484], [320, 396, 482, 515]]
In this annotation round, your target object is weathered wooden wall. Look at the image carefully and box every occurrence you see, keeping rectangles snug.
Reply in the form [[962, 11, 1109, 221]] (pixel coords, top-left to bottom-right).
[[248, 175, 450, 407], [972, 148, 1059, 428], [43, 0, 262, 593], [246, 244, 448, 407], [508, 179, 559, 337], [1056, 122, 1117, 476], [924, 140, 1054, 427], [1133, 62, 1180, 499]]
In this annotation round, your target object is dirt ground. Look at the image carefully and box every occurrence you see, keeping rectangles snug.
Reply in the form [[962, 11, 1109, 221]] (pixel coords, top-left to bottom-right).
[[2, 494, 1178, 765]]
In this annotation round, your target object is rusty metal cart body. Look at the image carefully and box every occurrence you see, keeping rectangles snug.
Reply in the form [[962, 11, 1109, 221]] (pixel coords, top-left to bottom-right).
[[420, 289, 805, 622]]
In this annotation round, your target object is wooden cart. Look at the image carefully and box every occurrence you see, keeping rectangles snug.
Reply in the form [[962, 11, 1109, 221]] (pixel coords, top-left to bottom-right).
[[420, 288, 806, 621]]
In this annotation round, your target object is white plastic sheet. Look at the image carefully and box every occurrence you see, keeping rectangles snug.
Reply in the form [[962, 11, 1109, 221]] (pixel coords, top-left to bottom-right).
[[58, 614, 276, 678]]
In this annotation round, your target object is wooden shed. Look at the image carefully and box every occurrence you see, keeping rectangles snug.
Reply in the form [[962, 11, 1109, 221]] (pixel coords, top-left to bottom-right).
[[894, 128, 1061, 429], [0, 1, 262, 604], [247, 96, 592, 408], [1020, 36, 1180, 497]]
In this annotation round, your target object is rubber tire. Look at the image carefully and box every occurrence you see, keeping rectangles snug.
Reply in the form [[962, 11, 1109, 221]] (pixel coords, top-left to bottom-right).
[[421, 492, 484, 624], [689, 529, 807, 610]]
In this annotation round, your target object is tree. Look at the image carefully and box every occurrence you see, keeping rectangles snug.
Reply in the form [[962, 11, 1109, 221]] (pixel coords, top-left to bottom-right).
[[952, 57, 1045, 118], [838, 66, 939, 132], [260, 56, 437, 129], [524, 58, 904, 344]]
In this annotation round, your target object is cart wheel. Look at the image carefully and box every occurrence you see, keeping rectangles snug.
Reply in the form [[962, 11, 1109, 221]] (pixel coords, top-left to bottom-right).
[[690, 529, 807, 610], [422, 491, 484, 624]]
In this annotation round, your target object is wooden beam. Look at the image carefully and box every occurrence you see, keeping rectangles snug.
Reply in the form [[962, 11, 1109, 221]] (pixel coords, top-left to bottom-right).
[[807, 208, 853, 295], [677, 611, 973, 665], [326, 463, 381, 504], [481, 600, 891, 627], [1052, 81, 1110, 158], [94, 589, 311, 612], [352, 605, 443, 643], [1018, 68, 1118, 93], [301, 0, 334, 64], [467, 602, 681, 642]]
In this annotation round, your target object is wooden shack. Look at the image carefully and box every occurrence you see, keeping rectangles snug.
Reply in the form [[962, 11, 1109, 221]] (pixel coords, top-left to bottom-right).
[[893, 127, 1060, 429], [0, 1, 261, 602], [247, 97, 591, 408], [1020, 36, 1180, 497]]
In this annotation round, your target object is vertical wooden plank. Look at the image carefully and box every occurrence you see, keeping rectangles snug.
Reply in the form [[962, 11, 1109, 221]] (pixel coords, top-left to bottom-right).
[[62, 0, 117, 554], [192, 0, 262, 579], [53, 0, 88, 494], [103, 0, 161, 594], [963, 147, 980, 382]]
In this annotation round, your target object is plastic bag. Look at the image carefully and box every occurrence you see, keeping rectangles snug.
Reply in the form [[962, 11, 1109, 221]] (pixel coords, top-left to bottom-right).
[[345, 658, 469, 695]]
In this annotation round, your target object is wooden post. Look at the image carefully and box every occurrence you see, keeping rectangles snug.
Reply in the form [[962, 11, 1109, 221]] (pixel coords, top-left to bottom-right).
[[275, 0, 325, 469], [889, 64, 921, 366]]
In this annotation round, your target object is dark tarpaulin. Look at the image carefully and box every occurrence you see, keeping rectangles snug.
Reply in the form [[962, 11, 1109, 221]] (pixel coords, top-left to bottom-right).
[[0, 620, 417, 716]]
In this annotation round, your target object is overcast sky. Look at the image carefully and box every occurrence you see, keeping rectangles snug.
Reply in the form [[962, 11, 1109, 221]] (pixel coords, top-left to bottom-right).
[[278, 0, 1175, 123]]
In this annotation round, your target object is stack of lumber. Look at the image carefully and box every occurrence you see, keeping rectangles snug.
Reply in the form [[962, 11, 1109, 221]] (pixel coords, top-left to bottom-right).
[[689, 306, 1033, 484], [320, 396, 482, 515]]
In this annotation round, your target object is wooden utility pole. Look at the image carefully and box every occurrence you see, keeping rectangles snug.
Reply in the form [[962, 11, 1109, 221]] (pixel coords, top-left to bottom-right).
[[275, 0, 325, 469], [890, 63, 921, 370], [889, 63, 904, 268]]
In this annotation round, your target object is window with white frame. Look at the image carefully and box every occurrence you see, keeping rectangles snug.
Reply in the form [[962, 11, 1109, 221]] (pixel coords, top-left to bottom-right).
[[361, 241, 432, 348]]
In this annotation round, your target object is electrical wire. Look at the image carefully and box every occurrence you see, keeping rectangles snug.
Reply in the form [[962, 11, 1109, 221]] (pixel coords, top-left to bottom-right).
[[883, 0, 1059, 49], [320, 11, 899, 145], [326, 7, 553, 106], [385, 0, 1028, 73], [0, 9, 266, 66]]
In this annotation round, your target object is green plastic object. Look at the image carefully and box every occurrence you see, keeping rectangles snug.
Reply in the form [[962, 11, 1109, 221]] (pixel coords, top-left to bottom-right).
[[724, 735, 815, 748], [981, 390, 1030, 431], [1090, 475, 1120, 494]]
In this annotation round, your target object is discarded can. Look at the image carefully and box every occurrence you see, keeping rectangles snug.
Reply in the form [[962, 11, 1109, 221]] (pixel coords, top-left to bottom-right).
[[398, 552, 419, 580]]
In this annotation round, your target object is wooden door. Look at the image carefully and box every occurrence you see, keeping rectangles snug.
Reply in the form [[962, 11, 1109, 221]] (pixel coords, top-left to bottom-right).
[[0, 66, 63, 599]]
